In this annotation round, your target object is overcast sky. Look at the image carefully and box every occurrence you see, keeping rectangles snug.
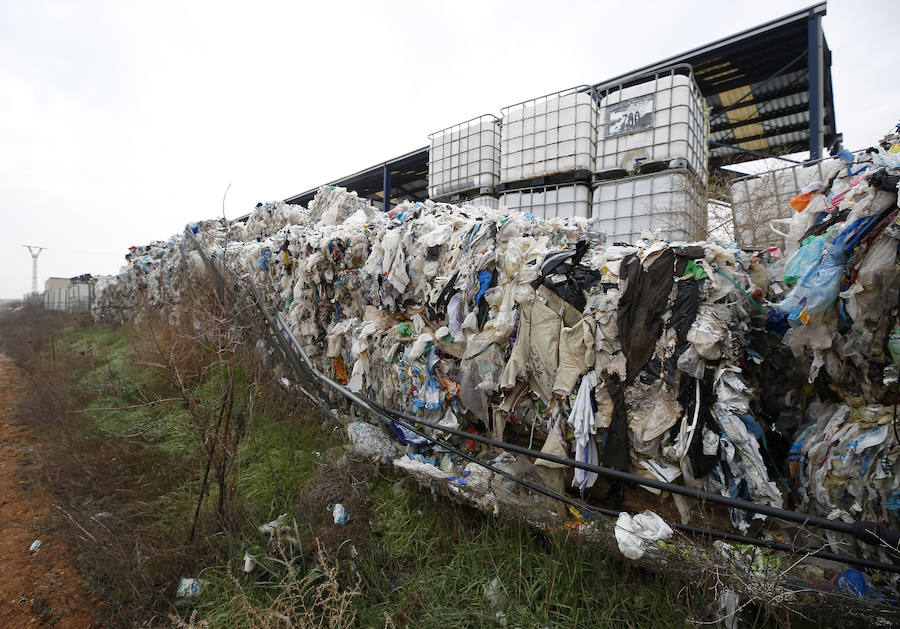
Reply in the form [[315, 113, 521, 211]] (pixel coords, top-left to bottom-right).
[[2, 0, 897, 298]]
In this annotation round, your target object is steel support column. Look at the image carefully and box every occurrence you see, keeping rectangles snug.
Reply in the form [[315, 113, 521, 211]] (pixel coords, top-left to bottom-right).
[[807, 10, 824, 160], [382, 163, 391, 212]]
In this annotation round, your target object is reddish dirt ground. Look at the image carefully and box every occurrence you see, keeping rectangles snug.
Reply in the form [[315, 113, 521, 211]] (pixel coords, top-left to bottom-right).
[[0, 355, 96, 628]]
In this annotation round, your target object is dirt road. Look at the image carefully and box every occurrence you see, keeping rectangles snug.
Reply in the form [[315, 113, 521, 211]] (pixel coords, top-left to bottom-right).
[[0, 355, 96, 628]]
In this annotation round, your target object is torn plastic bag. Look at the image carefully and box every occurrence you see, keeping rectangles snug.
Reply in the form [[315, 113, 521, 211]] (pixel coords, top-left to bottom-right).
[[779, 222, 855, 314], [628, 384, 682, 448], [852, 233, 899, 320], [783, 193, 826, 259], [347, 422, 402, 461], [676, 345, 705, 379], [782, 235, 826, 285], [615, 510, 673, 560], [534, 417, 570, 469], [460, 344, 504, 421], [685, 306, 728, 361]]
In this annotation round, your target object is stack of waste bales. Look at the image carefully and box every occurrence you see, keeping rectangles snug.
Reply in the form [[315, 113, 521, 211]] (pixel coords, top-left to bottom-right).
[[95, 187, 783, 532], [770, 127, 900, 553], [93, 125, 900, 573]]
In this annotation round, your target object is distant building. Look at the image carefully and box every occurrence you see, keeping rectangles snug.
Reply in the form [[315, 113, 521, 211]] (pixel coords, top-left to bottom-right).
[[44, 275, 95, 312]]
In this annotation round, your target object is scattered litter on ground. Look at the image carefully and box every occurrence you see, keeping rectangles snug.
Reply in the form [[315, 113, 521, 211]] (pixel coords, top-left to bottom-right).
[[330, 503, 351, 525], [258, 514, 288, 534], [242, 552, 256, 573], [176, 577, 205, 598], [482, 576, 508, 610], [614, 510, 673, 559]]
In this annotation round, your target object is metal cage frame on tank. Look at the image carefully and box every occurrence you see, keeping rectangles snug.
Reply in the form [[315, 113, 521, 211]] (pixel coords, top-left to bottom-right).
[[594, 64, 709, 184], [729, 154, 849, 251], [428, 114, 502, 201], [500, 85, 598, 185], [591, 168, 708, 244], [454, 194, 500, 210], [500, 182, 592, 220]]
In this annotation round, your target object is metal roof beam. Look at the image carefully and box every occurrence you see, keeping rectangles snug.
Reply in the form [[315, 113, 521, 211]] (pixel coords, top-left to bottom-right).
[[808, 8, 825, 159], [707, 83, 811, 116], [709, 141, 807, 165], [694, 42, 806, 81], [715, 120, 812, 144], [710, 104, 810, 133], [709, 51, 806, 123]]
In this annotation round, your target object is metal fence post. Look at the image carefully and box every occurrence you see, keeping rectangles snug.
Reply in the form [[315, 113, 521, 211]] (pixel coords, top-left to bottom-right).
[[382, 163, 391, 212]]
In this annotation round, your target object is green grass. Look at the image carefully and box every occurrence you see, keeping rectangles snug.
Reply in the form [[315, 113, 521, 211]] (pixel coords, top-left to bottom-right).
[[350, 479, 687, 629], [236, 415, 340, 518], [189, 475, 691, 629], [7, 315, 698, 628]]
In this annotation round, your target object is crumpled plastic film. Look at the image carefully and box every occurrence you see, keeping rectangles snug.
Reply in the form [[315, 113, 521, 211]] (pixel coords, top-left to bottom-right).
[[615, 509, 673, 560]]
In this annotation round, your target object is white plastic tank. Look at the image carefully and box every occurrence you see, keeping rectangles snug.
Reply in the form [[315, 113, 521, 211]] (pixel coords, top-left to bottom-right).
[[595, 65, 708, 182], [500, 86, 597, 184], [591, 169, 706, 243], [456, 195, 500, 210], [428, 115, 501, 199], [729, 157, 844, 250], [500, 183, 591, 219]]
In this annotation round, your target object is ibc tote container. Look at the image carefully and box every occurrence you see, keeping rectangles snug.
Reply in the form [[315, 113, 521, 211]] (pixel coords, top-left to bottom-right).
[[729, 157, 844, 250], [428, 115, 501, 200], [500, 183, 591, 220], [591, 169, 706, 244], [595, 65, 708, 182], [456, 195, 500, 209], [500, 86, 597, 184]]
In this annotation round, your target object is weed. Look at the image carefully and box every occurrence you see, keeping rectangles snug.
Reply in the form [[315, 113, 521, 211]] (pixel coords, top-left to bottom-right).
[[182, 541, 359, 629]]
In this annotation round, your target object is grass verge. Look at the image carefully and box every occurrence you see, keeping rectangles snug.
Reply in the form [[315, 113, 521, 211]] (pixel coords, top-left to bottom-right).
[[2, 304, 811, 627]]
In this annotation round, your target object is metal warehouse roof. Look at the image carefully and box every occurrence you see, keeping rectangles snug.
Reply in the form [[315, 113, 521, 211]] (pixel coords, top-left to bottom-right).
[[597, 2, 837, 169], [285, 2, 836, 206], [285, 146, 428, 208]]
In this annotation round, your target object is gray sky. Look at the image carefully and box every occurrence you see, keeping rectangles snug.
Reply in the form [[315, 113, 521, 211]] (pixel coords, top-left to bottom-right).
[[2, 0, 897, 298]]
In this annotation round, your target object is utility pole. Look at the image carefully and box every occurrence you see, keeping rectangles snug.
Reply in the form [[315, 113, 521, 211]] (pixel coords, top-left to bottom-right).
[[23, 245, 46, 294]]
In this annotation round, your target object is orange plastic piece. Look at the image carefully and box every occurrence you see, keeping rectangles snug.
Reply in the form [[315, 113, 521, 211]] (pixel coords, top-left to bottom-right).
[[789, 192, 814, 212]]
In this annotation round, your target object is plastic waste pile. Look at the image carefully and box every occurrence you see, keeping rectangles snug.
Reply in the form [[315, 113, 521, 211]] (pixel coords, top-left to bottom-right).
[[770, 126, 900, 543], [92, 238, 193, 323], [94, 186, 788, 526], [92, 126, 900, 564]]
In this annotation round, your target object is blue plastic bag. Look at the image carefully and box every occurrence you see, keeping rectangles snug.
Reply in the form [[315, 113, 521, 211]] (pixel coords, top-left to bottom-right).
[[836, 569, 886, 599], [799, 259, 845, 313], [779, 220, 859, 314], [782, 235, 825, 285]]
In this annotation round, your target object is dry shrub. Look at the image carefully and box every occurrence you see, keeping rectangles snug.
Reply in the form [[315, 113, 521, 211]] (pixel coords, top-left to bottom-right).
[[23, 398, 204, 625], [171, 542, 360, 629], [130, 306, 208, 391], [0, 308, 213, 624], [0, 306, 88, 366], [297, 455, 373, 561]]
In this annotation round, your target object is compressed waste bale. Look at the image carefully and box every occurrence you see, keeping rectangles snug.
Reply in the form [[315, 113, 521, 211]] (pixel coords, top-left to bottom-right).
[[94, 126, 900, 564]]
